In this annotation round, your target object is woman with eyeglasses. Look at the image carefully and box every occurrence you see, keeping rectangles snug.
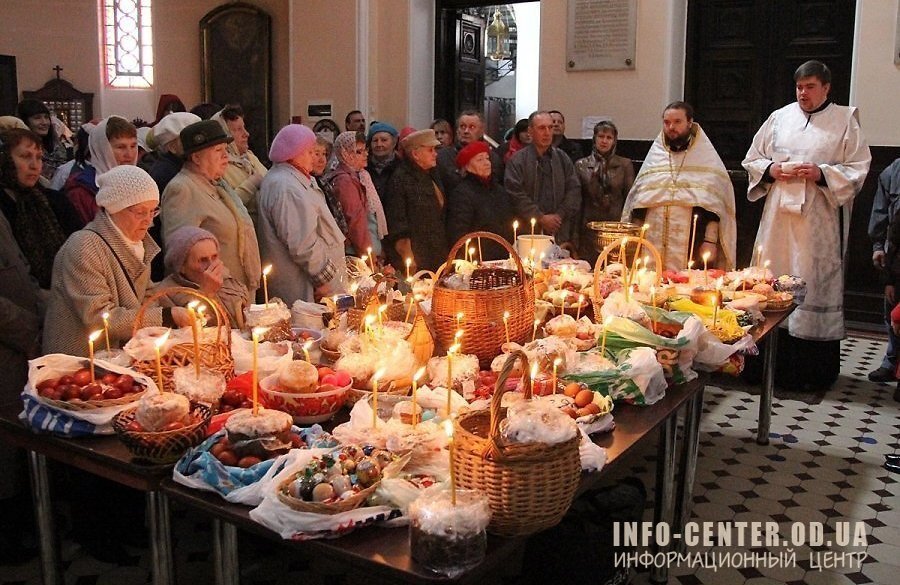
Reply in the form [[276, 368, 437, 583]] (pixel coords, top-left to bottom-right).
[[327, 131, 388, 259], [43, 165, 192, 356]]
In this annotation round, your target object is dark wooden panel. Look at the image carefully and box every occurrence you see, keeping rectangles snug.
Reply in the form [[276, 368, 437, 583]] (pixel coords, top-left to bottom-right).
[[0, 55, 17, 117]]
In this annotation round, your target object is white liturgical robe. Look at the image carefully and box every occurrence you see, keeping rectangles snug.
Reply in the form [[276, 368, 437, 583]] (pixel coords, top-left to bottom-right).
[[743, 101, 871, 341]]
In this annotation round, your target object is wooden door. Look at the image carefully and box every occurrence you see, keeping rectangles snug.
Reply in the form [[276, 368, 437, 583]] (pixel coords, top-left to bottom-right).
[[435, 10, 486, 123]]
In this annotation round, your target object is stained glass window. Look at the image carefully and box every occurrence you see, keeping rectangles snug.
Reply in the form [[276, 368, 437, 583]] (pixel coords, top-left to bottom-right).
[[102, 0, 153, 88]]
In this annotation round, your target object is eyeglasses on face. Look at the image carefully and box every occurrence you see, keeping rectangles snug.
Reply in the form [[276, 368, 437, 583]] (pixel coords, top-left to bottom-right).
[[127, 206, 161, 221]]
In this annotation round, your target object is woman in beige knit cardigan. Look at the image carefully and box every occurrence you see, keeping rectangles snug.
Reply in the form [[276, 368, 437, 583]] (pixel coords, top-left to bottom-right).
[[43, 166, 191, 356]]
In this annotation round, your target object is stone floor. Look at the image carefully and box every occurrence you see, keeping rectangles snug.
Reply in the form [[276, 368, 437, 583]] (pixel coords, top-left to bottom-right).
[[0, 334, 898, 584]]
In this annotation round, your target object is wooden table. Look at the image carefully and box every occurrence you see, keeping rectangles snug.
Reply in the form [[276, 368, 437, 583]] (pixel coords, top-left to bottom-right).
[[165, 375, 707, 585], [0, 400, 174, 585], [748, 306, 795, 445]]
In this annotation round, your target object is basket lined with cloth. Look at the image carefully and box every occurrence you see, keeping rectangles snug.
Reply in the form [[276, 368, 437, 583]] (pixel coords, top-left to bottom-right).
[[452, 350, 581, 536], [432, 232, 535, 368], [130, 287, 235, 393]]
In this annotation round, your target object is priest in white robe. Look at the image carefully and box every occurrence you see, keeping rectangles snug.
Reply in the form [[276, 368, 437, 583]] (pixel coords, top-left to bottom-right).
[[743, 60, 871, 390], [622, 102, 736, 271]]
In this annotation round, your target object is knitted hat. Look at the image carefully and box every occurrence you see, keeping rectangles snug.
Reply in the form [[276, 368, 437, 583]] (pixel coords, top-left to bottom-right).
[[400, 129, 441, 153], [16, 99, 50, 122], [269, 124, 316, 163], [153, 112, 201, 150], [455, 140, 490, 169], [181, 119, 233, 156], [366, 122, 398, 143], [95, 165, 159, 214], [164, 225, 218, 274]]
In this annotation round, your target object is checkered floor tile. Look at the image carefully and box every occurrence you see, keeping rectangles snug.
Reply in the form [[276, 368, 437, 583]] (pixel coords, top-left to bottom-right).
[[1, 335, 898, 584]]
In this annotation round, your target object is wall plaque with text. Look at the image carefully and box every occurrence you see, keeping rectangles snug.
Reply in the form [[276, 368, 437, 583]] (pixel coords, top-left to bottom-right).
[[566, 0, 637, 71]]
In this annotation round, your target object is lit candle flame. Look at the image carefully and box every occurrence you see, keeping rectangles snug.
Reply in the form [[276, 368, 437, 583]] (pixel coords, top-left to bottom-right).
[[262, 264, 272, 276], [89, 330, 102, 343], [155, 329, 171, 348]]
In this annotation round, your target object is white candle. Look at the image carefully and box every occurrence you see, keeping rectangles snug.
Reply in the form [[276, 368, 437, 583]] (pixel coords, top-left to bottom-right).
[[503, 311, 510, 345], [405, 257, 412, 281], [302, 340, 312, 363], [154, 329, 171, 393], [371, 367, 386, 428], [443, 419, 456, 505], [101, 312, 111, 353], [552, 357, 561, 394], [262, 264, 272, 307], [88, 330, 101, 383], [411, 366, 426, 427]]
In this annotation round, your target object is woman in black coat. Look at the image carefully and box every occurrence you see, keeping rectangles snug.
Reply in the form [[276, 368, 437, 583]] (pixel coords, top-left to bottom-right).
[[447, 141, 515, 260]]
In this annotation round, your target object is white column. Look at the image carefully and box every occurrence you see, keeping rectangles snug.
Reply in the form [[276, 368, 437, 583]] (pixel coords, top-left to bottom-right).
[[514, 2, 540, 120], [407, 0, 435, 128]]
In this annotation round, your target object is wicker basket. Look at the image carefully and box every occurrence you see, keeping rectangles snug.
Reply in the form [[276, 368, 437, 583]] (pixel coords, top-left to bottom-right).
[[453, 351, 581, 537], [41, 388, 145, 412], [592, 236, 662, 321], [277, 476, 379, 514], [345, 381, 411, 407], [432, 232, 534, 368], [131, 287, 235, 393], [586, 221, 642, 262], [113, 403, 211, 464]]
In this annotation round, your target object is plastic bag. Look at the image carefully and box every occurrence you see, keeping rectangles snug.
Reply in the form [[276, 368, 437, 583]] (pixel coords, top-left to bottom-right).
[[565, 346, 667, 406], [20, 353, 160, 436], [230, 332, 293, 375]]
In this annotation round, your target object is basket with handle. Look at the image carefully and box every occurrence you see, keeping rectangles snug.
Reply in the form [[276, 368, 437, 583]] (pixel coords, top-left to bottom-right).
[[452, 350, 581, 537], [347, 274, 405, 330], [131, 287, 235, 393], [432, 232, 534, 368], [592, 236, 662, 321]]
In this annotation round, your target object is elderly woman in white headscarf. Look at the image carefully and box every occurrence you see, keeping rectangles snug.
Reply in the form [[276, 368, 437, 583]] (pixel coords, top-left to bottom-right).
[[63, 115, 138, 225], [326, 131, 389, 258], [44, 165, 191, 356], [211, 105, 267, 223]]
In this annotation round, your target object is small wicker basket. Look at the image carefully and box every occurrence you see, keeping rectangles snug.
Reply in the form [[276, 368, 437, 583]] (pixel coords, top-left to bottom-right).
[[452, 350, 581, 537], [276, 476, 379, 515], [113, 403, 211, 464], [131, 287, 235, 393], [432, 232, 534, 367], [591, 236, 662, 321]]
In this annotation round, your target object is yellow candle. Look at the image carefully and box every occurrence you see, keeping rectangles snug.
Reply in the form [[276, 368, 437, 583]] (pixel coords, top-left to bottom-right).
[[154, 329, 171, 392], [532, 318, 540, 342], [405, 257, 412, 280], [366, 247, 376, 273], [702, 251, 711, 286], [688, 214, 699, 269], [88, 330, 101, 383], [101, 312, 111, 353], [503, 311, 510, 345], [600, 317, 612, 357], [411, 366, 425, 427], [371, 367, 386, 428], [512, 220, 519, 243], [251, 327, 267, 415], [477, 237, 483, 262], [576, 295, 584, 321], [405, 294, 417, 323], [530, 217, 536, 238], [262, 264, 272, 307], [446, 344, 458, 415], [187, 300, 201, 377], [443, 420, 456, 505], [302, 340, 312, 363], [631, 223, 649, 277], [455, 329, 464, 350], [552, 357, 561, 394]]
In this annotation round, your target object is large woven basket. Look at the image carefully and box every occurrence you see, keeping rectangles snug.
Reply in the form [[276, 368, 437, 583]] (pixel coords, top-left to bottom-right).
[[592, 236, 662, 321], [453, 351, 581, 537], [132, 287, 235, 393], [432, 232, 534, 368]]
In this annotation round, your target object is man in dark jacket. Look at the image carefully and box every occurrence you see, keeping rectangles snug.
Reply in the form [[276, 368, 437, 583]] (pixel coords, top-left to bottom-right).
[[384, 129, 448, 272], [549, 110, 585, 162]]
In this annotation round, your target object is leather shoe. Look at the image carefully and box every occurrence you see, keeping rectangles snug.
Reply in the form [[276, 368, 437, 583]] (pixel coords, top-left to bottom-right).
[[886, 460, 900, 474], [887, 454, 900, 464], [868, 367, 895, 383]]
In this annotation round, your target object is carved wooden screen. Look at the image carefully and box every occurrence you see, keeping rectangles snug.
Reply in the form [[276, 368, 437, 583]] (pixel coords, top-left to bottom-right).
[[22, 77, 94, 130]]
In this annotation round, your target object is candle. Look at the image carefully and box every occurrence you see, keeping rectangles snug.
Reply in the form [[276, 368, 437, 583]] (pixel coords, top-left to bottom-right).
[[530, 217, 536, 238], [532, 318, 540, 342], [443, 420, 457, 505], [88, 330, 101, 383], [456, 311, 464, 330], [530, 362, 538, 396], [363, 314, 376, 340], [412, 366, 425, 427], [405, 257, 412, 281], [631, 223, 649, 277], [702, 251, 711, 286], [576, 294, 584, 321], [378, 303, 387, 327], [366, 247, 376, 273], [465, 239, 472, 262], [687, 260, 694, 271], [600, 317, 612, 357], [154, 329, 171, 393], [251, 327, 267, 415], [405, 294, 417, 323], [512, 219, 519, 243], [477, 237, 483, 262], [688, 214, 699, 268], [712, 295, 720, 328], [101, 312, 111, 353], [756, 245, 764, 270], [503, 311, 510, 346], [446, 344, 458, 416], [302, 340, 312, 363], [261, 264, 272, 307], [186, 301, 202, 377], [619, 236, 628, 268], [371, 367, 386, 428], [468, 247, 477, 265], [350, 282, 359, 308], [455, 329, 464, 347], [552, 357, 561, 394]]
